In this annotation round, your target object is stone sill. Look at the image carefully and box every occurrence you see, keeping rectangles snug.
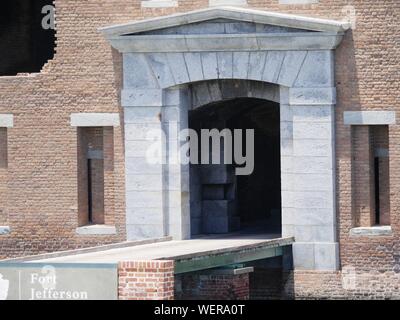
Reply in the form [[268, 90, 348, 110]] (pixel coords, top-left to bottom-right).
[[350, 226, 392, 237], [0, 226, 11, 235], [209, 267, 254, 276], [76, 225, 117, 236]]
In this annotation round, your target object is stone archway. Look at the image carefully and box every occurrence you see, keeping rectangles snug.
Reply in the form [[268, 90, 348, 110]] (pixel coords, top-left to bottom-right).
[[101, 7, 350, 270]]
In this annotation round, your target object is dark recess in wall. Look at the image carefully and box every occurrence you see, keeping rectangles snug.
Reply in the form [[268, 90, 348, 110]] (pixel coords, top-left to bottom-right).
[[0, 0, 55, 76]]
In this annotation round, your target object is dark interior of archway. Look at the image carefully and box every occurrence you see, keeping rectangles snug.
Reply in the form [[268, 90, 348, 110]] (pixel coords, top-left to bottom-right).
[[189, 98, 281, 235], [0, 0, 55, 76]]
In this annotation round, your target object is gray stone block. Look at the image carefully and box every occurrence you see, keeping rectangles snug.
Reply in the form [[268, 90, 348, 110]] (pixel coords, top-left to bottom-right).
[[147, 53, 175, 88], [126, 207, 164, 225], [292, 242, 315, 270], [281, 172, 334, 192], [126, 191, 163, 208], [207, 81, 223, 102], [262, 51, 285, 83], [314, 242, 339, 270], [166, 53, 190, 85], [123, 53, 159, 89], [291, 105, 333, 122], [217, 52, 233, 79], [294, 51, 334, 88], [202, 200, 235, 218], [350, 226, 392, 237], [292, 138, 331, 157], [184, 52, 204, 82], [277, 51, 307, 87], [233, 52, 250, 79], [248, 52, 267, 80], [201, 52, 219, 80], [203, 217, 230, 234], [124, 106, 162, 123], [201, 165, 234, 184], [292, 121, 332, 140], [281, 155, 333, 174], [343, 111, 396, 125], [122, 88, 163, 107], [289, 88, 336, 105], [281, 190, 333, 209], [125, 123, 162, 141], [126, 157, 163, 175], [126, 174, 162, 191], [126, 224, 164, 240], [287, 208, 335, 226]]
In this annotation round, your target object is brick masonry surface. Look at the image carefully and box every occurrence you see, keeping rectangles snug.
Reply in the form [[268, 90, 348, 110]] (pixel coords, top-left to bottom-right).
[[0, 0, 399, 298], [176, 272, 250, 300], [118, 260, 175, 300]]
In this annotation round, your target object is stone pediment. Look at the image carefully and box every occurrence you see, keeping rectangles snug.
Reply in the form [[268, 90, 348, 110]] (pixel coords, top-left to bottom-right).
[[100, 7, 350, 52], [100, 6, 350, 37]]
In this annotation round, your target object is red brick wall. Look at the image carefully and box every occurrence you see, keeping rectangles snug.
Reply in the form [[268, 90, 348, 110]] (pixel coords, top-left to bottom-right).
[[284, 270, 400, 300], [249, 268, 284, 300], [118, 260, 175, 300], [0, 0, 397, 299], [176, 272, 250, 300]]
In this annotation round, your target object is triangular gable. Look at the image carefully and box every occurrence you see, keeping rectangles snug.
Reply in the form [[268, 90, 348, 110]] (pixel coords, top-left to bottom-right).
[[99, 6, 350, 38]]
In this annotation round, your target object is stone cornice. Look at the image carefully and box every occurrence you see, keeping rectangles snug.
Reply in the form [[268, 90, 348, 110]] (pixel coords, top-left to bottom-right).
[[99, 6, 350, 37], [107, 32, 344, 53]]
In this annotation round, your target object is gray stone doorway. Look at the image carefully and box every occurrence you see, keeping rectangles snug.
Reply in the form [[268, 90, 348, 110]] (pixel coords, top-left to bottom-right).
[[101, 6, 350, 270], [188, 91, 281, 237]]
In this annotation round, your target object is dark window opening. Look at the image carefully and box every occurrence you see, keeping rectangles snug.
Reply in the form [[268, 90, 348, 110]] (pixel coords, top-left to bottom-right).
[[87, 159, 93, 223], [371, 125, 390, 226], [0, 0, 55, 76], [351, 125, 390, 227], [77, 127, 105, 226], [374, 156, 380, 225]]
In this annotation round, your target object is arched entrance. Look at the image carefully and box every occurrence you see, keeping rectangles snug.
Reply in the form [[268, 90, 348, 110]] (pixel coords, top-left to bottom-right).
[[189, 94, 281, 236], [101, 7, 349, 270]]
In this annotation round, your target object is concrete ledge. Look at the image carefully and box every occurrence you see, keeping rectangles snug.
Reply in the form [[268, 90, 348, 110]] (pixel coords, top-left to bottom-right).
[[0, 226, 10, 235], [70, 113, 120, 127], [0, 114, 14, 128], [209, 266, 254, 275], [344, 111, 396, 125], [108, 33, 344, 53], [350, 226, 392, 237], [141, 0, 178, 8], [209, 0, 248, 6], [1, 237, 172, 263], [76, 225, 117, 235]]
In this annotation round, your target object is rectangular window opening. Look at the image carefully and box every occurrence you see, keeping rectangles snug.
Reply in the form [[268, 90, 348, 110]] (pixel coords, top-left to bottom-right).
[[371, 125, 390, 226], [77, 127, 107, 227], [351, 125, 390, 228]]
